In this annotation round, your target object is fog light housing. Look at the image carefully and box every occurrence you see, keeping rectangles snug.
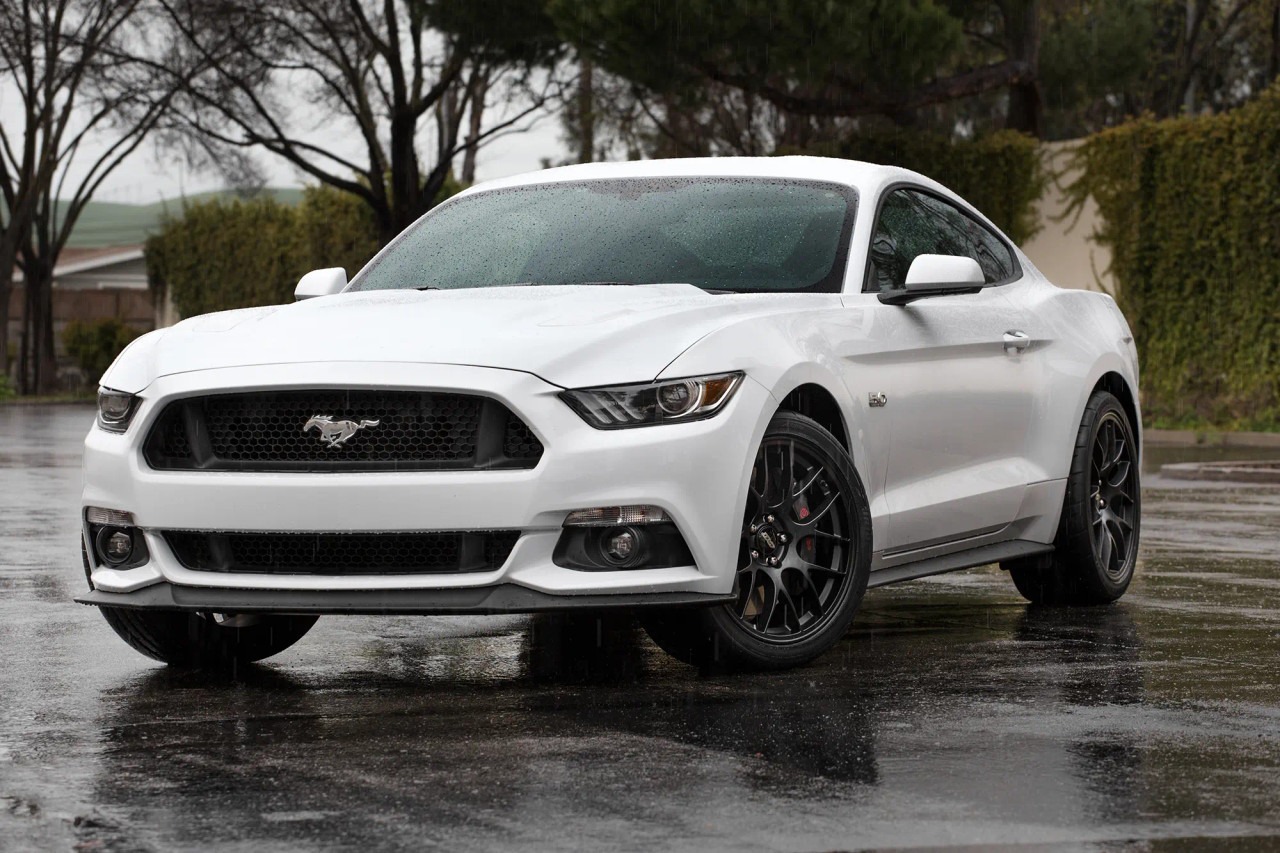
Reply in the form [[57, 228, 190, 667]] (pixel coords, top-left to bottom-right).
[[601, 526, 643, 567], [553, 521, 693, 572], [98, 529, 134, 565], [86, 508, 149, 569]]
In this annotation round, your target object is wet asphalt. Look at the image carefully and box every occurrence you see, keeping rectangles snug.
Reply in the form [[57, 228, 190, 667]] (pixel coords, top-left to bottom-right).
[[1, 405, 1278, 852]]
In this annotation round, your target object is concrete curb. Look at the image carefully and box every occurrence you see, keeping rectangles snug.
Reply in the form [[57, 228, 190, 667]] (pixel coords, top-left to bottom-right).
[[1160, 460, 1280, 484], [1145, 429, 1280, 448]]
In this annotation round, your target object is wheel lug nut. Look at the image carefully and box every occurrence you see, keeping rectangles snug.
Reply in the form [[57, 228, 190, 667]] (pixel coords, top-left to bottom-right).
[[779, 534, 789, 543], [766, 514, 775, 523], [769, 557, 780, 567], [750, 550, 760, 559]]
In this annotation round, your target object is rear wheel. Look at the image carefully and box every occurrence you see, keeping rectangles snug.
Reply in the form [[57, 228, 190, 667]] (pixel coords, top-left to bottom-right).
[[642, 412, 872, 670], [99, 607, 317, 668], [1006, 390, 1140, 605]]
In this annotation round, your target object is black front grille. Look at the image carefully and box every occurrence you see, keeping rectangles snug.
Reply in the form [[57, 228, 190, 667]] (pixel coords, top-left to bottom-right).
[[164, 530, 521, 575], [144, 390, 542, 472]]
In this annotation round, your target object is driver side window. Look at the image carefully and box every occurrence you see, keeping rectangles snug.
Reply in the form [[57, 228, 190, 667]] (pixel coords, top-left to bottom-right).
[[866, 188, 1016, 292]]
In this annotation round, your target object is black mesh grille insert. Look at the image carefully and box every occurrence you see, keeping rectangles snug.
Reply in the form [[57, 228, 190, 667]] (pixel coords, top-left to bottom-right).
[[144, 390, 542, 472], [164, 530, 521, 575]]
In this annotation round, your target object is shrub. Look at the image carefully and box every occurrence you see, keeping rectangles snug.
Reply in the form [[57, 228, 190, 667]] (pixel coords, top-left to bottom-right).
[[62, 318, 142, 384], [146, 182, 462, 319], [146, 195, 311, 318], [1067, 84, 1280, 429], [796, 129, 1045, 245]]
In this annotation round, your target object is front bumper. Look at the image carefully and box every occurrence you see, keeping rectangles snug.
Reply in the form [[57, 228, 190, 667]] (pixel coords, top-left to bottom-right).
[[81, 362, 772, 606], [75, 583, 733, 614]]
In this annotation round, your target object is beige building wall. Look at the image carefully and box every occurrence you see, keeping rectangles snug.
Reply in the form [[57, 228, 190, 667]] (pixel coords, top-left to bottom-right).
[[1020, 140, 1114, 294]]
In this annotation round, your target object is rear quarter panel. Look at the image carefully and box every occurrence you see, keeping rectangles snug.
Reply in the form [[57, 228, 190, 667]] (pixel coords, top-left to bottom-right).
[[1016, 278, 1142, 482]]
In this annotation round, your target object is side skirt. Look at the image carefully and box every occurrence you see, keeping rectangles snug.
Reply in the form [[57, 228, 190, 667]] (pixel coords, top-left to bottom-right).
[[867, 539, 1053, 589]]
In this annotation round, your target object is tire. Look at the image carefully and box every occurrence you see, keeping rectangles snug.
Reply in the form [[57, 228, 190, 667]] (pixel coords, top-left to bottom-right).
[[1005, 390, 1141, 606], [99, 607, 317, 668], [641, 411, 872, 670]]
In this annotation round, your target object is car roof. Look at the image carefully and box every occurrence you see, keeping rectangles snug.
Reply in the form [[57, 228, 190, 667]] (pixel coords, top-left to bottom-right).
[[457, 155, 951, 202]]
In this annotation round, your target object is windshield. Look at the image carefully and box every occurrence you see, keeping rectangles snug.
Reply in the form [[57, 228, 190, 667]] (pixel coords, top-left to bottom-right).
[[350, 178, 857, 294]]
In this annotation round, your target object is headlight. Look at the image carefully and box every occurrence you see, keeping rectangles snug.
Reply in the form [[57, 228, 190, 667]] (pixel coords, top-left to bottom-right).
[[561, 372, 744, 429], [96, 388, 138, 433]]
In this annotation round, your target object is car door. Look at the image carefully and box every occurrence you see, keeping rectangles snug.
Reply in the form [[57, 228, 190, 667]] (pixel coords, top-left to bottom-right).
[[858, 187, 1038, 553]]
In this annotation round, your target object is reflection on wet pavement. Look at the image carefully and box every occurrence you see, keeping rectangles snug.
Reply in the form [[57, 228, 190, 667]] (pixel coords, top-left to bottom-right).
[[1, 406, 1278, 851]]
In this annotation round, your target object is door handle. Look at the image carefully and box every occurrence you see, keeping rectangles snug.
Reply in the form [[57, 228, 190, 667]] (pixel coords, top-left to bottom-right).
[[1003, 330, 1031, 353]]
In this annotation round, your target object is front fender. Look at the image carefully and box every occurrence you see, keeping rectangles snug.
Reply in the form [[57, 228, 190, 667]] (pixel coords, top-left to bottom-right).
[[659, 313, 890, 544]]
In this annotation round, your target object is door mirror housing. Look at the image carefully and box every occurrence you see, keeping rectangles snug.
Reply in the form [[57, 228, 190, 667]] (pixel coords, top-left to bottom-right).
[[294, 267, 347, 301], [879, 254, 985, 305]]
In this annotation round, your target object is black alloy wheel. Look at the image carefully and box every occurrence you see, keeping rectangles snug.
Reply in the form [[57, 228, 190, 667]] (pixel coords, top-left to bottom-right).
[[733, 434, 855, 643], [641, 412, 872, 670], [1006, 390, 1141, 606], [1090, 410, 1138, 580]]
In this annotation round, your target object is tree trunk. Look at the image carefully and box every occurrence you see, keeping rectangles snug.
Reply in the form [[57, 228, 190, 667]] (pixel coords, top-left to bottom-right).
[[387, 110, 422, 242], [0, 253, 13, 385], [578, 57, 595, 163], [1004, 0, 1043, 137], [460, 69, 490, 184], [19, 250, 57, 395]]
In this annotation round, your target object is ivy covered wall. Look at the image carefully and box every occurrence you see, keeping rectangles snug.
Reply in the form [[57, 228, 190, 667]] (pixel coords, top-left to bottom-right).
[[1069, 85, 1280, 429]]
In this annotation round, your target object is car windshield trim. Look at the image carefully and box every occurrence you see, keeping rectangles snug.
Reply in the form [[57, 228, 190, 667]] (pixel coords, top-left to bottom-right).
[[349, 176, 859, 295]]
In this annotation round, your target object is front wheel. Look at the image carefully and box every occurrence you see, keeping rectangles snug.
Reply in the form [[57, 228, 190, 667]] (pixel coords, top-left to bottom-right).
[[99, 607, 317, 668], [1005, 390, 1141, 605], [642, 412, 872, 670]]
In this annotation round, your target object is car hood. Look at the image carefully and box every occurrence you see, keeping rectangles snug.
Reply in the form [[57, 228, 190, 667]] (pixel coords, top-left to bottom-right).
[[105, 284, 807, 392]]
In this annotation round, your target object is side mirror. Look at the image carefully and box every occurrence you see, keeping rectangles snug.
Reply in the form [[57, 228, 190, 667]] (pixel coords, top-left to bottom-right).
[[294, 267, 347, 301], [879, 254, 985, 305]]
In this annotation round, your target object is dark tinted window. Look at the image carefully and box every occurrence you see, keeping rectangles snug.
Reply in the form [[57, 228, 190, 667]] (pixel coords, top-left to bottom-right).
[[866, 188, 1016, 292], [352, 178, 858, 294]]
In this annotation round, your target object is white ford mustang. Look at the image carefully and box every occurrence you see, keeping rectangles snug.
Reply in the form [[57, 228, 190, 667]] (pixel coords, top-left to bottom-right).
[[78, 157, 1142, 671]]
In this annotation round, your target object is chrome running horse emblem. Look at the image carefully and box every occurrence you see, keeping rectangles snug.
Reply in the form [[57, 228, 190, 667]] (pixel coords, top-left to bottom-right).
[[302, 415, 381, 448]]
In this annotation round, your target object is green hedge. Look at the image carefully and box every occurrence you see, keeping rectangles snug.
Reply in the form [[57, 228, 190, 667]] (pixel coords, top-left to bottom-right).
[[146, 186, 383, 318], [798, 129, 1045, 245], [62, 318, 142, 383], [1068, 86, 1280, 430]]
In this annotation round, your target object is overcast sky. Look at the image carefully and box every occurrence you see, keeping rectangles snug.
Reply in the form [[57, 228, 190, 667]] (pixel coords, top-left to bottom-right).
[[20, 100, 568, 207]]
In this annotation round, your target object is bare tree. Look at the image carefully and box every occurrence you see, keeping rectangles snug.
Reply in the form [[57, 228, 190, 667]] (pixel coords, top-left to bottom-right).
[[0, 0, 178, 393], [149, 0, 564, 242]]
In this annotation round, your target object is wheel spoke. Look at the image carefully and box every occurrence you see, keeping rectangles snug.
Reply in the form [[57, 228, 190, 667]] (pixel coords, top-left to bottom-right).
[[738, 568, 758, 620], [776, 578, 802, 632], [783, 441, 796, 496], [793, 566, 825, 615], [1108, 437, 1126, 472], [793, 464, 825, 498], [797, 555, 845, 577], [758, 575, 780, 632], [1098, 523, 1113, 569], [1107, 460, 1131, 489]]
